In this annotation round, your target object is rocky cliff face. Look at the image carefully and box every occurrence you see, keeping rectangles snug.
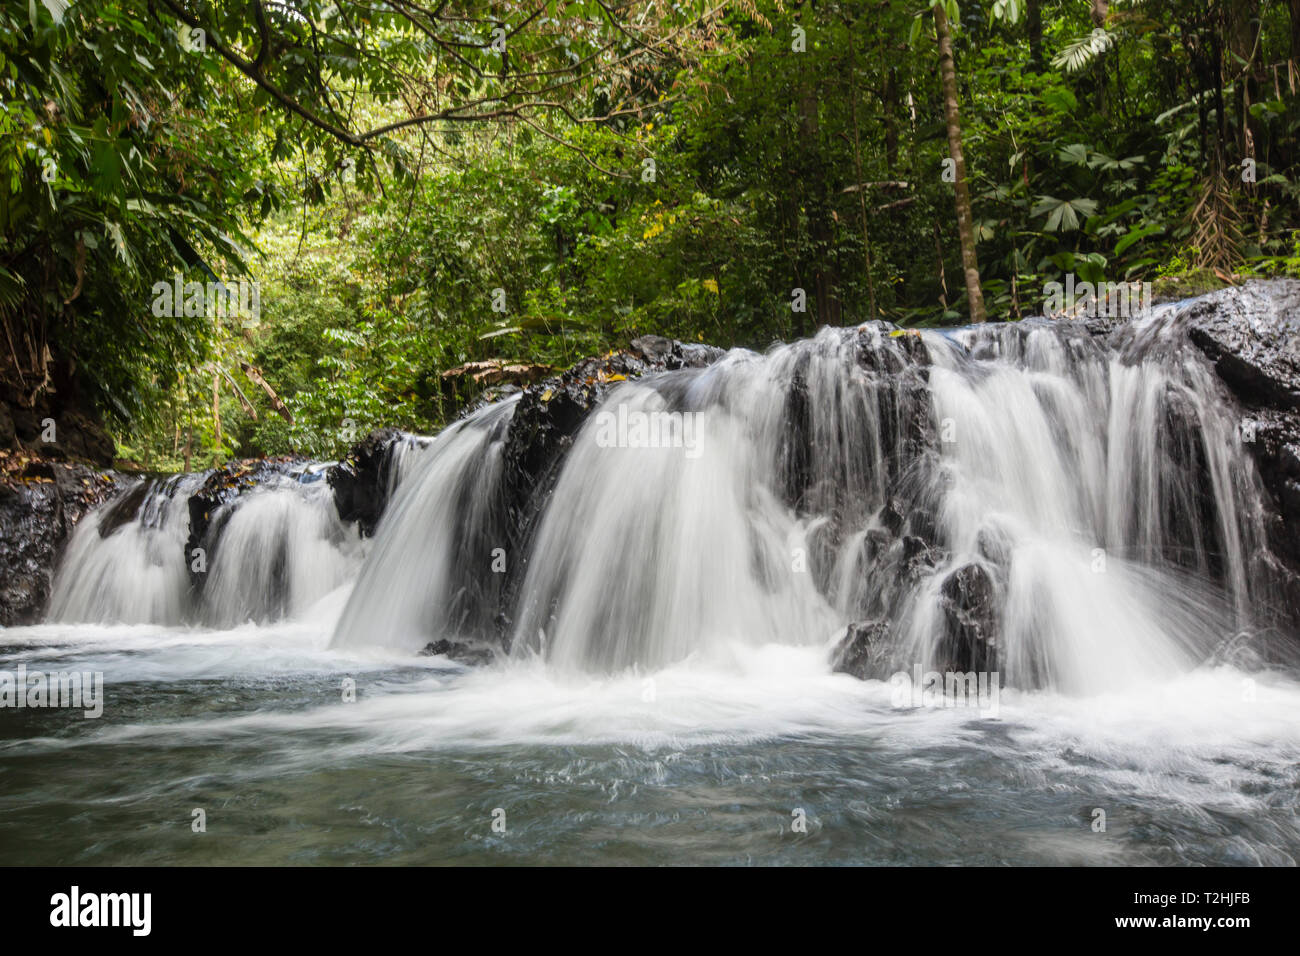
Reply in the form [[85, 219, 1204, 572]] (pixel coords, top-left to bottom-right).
[[1178, 281, 1300, 582], [0, 456, 117, 625]]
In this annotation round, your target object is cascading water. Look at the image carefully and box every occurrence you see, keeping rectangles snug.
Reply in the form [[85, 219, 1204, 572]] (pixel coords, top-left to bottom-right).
[[893, 319, 1260, 692], [517, 317, 1272, 689], [7, 296, 1299, 866], [510, 377, 843, 670], [47, 473, 204, 625], [48, 465, 363, 627], [196, 472, 364, 627], [331, 397, 517, 653], [314, 311, 1285, 689]]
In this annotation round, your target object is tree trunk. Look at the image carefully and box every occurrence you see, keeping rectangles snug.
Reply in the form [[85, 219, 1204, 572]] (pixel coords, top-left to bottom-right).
[[1026, 0, 1044, 71], [1231, 0, 1262, 163], [798, 80, 840, 328], [1291, 0, 1300, 63], [212, 373, 221, 454], [848, 24, 879, 317], [240, 362, 294, 424], [933, 4, 986, 323], [882, 67, 900, 173]]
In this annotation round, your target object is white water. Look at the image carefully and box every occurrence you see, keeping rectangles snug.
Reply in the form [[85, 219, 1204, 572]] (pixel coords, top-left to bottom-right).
[[48, 468, 363, 628], [7, 312, 1297, 864], [512, 381, 842, 670], [44, 313, 1282, 686], [2, 613, 1297, 864], [198, 477, 364, 627], [332, 397, 516, 652], [46, 474, 203, 625]]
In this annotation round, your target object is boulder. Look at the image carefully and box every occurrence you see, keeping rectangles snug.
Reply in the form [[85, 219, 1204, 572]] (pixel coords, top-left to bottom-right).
[[419, 638, 497, 666], [1179, 280, 1300, 410], [327, 427, 405, 538], [936, 563, 999, 673], [831, 618, 891, 680]]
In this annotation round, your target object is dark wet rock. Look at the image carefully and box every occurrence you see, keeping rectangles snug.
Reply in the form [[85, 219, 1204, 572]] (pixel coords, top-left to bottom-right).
[[419, 638, 497, 666], [936, 564, 999, 673], [859, 328, 934, 482], [862, 527, 891, 564], [856, 323, 930, 372], [878, 498, 905, 536], [502, 337, 723, 483], [901, 534, 944, 581], [1158, 385, 1224, 578], [1176, 280, 1300, 626], [327, 428, 404, 538], [778, 368, 812, 511], [905, 508, 937, 547], [831, 618, 891, 680], [1179, 280, 1300, 410], [0, 459, 117, 625], [628, 334, 725, 370], [97, 479, 154, 538]]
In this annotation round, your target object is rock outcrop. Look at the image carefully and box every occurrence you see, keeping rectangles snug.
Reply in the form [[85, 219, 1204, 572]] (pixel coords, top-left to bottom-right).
[[0, 456, 117, 625], [1175, 281, 1300, 631], [936, 563, 1000, 673], [327, 427, 404, 537], [831, 618, 891, 679]]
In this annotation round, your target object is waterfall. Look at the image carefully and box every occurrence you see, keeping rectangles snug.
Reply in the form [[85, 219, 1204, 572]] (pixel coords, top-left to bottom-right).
[[894, 318, 1259, 692], [48, 466, 362, 627], [197, 473, 364, 627], [45, 310, 1290, 693], [330, 396, 518, 653], [47, 474, 203, 625], [499, 317, 1271, 687]]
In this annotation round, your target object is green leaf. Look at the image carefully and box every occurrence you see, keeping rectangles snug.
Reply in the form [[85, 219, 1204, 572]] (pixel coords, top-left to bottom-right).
[[1042, 88, 1078, 113], [908, 14, 924, 48], [1058, 144, 1090, 166], [1032, 196, 1098, 233], [1115, 224, 1163, 255]]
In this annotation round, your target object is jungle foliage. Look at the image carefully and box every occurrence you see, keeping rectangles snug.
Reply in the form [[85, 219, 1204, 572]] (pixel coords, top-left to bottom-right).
[[2, 0, 1297, 466]]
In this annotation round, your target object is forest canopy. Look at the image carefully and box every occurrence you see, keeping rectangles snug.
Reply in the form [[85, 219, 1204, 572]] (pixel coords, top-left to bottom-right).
[[2, 0, 1297, 468]]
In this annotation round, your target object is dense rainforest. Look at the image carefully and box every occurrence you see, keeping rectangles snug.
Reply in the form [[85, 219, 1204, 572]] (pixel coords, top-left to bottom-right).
[[2, 0, 1297, 469]]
